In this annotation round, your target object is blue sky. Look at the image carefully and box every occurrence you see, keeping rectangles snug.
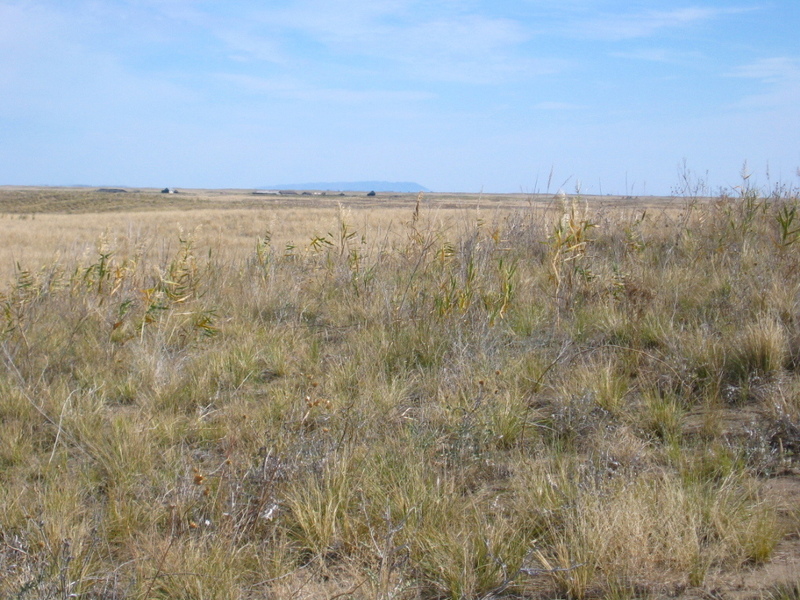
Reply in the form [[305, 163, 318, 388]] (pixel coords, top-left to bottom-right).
[[1, 0, 798, 195]]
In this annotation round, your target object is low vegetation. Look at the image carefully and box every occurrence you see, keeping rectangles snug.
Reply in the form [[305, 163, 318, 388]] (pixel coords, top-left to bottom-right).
[[1, 186, 799, 599]]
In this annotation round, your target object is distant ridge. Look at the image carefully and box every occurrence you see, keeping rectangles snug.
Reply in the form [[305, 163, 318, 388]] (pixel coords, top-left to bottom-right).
[[262, 181, 429, 193]]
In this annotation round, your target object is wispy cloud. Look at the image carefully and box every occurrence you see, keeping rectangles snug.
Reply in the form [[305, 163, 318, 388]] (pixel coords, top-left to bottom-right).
[[0, 2, 195, 120], [214, 29, 288, 65], [532, 101, 584, 111], [6, 1, 564, 87], [382, 15, 551, 83], [730, 56, 800, 83], [218, 73, 435, 104], [213, 2, 552, 84], [728, 56, 800, 108], [575, 6, 756, 41], [609, 48, 704, 63]]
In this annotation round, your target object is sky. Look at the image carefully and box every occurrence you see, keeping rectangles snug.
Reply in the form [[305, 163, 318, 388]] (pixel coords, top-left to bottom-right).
[[1, 0, 798, 195]]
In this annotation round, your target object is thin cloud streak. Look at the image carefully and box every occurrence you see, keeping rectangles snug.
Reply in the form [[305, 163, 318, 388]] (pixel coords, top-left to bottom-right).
[[233, 3, 548, 84], [609, 48, 705, 63], [531, 101, 585, 111], [727, 57, 800, 108], [218, 73, 436, 104], [730, 57, 800, 83], [574, 6, 757, 41]]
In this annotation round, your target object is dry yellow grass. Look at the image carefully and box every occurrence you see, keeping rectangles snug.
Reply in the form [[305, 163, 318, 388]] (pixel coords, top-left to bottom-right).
[[1, 186, 798, 600], [0, 187, 685, 285]]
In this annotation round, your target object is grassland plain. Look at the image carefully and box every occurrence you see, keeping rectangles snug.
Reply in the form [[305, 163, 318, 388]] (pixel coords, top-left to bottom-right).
[[0, 186, 799, 599]]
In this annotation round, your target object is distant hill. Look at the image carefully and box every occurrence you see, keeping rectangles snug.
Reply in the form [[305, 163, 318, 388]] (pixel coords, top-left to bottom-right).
[[262, 181, 429, 193]]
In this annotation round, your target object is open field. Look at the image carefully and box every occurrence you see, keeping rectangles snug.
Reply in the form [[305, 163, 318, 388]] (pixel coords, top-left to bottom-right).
[[1, 186, 800, 599], [0, 187, 681, 284]]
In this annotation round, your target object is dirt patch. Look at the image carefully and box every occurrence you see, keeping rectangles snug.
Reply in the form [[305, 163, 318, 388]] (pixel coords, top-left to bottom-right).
[[683, 406, 767, 438], [763, 471, 800, 533]]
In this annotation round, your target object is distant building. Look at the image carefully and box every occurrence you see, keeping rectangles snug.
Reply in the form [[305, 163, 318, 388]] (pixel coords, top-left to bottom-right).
[[161, 188, 179, 194]]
